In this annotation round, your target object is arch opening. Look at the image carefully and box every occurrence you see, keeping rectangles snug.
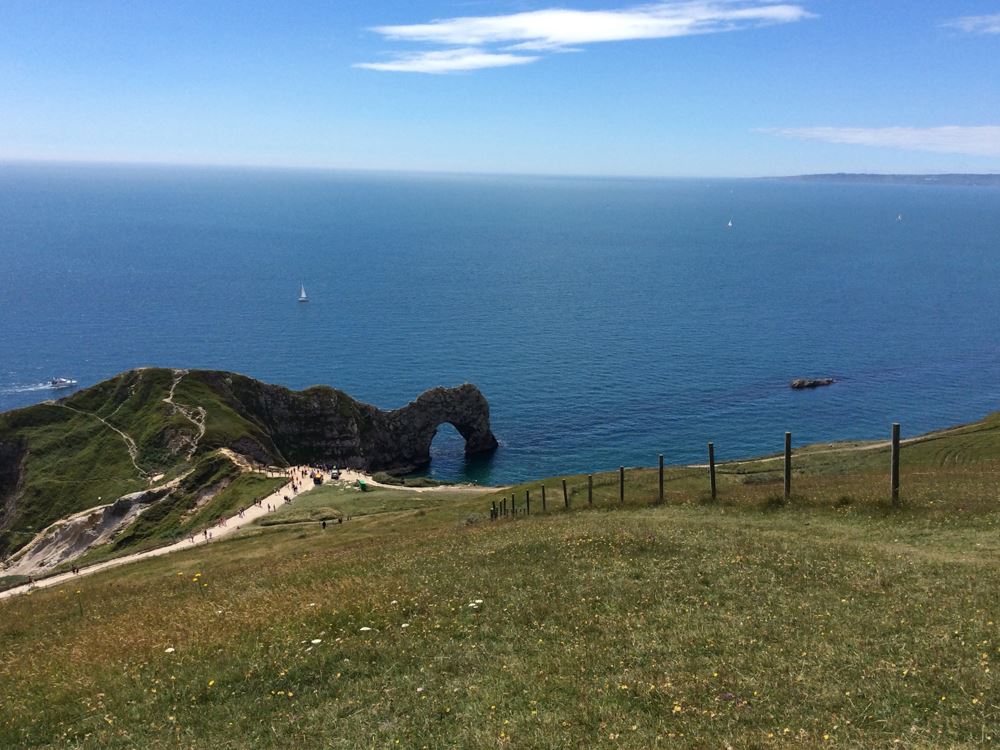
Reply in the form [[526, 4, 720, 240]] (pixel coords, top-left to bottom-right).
[[417, 421, 496, 483]]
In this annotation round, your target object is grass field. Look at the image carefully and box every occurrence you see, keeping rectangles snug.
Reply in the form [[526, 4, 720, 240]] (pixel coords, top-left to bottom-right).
[[257, 483, 483, 527], [1, 417, 999, 748]]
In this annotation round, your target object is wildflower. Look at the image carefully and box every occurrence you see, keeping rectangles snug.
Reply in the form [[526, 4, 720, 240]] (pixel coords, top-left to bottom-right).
[[311, 639, 322, 644], [360, 626, 373, 632], [208, 680, 215, 687], [164, 647, 175, 654], [401, 623, 410, 628]]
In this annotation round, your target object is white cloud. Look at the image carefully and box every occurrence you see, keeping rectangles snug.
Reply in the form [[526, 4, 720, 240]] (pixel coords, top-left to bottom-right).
[[353, 48, 539, 73], [357, 1, 813, 73], [943, 13, 1000, 34], [760, 126, 1000, 157]]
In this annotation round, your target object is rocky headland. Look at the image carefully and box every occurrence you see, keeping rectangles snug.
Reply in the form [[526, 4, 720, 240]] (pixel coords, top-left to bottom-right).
[[0, 368, 499, 563]]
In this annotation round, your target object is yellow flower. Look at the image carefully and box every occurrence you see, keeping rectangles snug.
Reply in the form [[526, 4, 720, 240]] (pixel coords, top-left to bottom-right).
[[208, 680, 215, 687]]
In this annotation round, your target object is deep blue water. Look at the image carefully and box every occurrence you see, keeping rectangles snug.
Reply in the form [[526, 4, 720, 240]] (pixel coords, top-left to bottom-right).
[[1, 163, 998, 483]]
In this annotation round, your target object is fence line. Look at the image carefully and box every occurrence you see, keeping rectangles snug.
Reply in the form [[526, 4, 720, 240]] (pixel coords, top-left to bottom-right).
[[487, 424, 904, 519]]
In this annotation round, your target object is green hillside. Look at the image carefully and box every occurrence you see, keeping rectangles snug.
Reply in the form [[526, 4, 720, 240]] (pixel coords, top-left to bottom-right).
[[1, 409, 999, 748], [0, 368, 376, 559]]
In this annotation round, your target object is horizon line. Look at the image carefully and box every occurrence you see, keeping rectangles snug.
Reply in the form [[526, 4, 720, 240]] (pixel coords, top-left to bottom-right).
[[1, 156, 998, 182]]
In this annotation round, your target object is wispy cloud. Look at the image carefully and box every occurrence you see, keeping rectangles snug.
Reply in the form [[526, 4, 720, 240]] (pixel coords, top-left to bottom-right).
[[760, 126, 1000, 157], [354, 48, 540, 73], [943, 13, 1000, 34], [355, 1, 813, 73]]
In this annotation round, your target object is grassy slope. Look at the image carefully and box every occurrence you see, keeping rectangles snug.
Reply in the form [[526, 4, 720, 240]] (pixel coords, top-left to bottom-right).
[[70, 458, 285, 568], [0, 369, 286, 559], [257, 484, 474, 526], [1, 413, 999, 748]]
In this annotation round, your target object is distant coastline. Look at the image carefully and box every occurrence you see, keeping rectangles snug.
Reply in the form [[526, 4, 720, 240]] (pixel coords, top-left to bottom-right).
[[778, 173, 1000, 187]]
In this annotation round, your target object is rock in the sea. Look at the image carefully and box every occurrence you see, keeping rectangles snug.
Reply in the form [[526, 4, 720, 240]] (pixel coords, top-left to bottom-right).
[[789, 378, 835, 390]]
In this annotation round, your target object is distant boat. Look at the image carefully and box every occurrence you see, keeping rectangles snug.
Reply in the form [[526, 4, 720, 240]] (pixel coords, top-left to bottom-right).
[[298, 284, 309, 303], [727, 219, 733, 228], [897, 213, 903, 221], [49, 378, 78, 389]]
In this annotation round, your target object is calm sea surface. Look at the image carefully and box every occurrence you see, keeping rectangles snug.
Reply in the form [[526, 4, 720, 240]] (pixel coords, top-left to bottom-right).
[[1, 163, 998, 483]]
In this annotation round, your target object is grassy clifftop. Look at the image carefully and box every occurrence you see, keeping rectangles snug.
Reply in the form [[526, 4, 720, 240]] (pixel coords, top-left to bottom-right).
[[1, 409, 998, 748]]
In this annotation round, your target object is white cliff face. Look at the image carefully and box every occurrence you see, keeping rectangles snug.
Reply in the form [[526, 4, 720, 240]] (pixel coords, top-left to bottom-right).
[[2, 486, 173, 577]]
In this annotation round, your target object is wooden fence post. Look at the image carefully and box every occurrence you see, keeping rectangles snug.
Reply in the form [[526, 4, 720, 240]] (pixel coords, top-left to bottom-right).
[[708, 442, 717, 501], [511, 493, 516, 516], [619, 466, 625, 505], [541, 485, 547, 512], [525, 489, 531, 516], [784, 432, 792, 501], [891, 423, 900, 506], [658, 454, 664, 504], [588, 474, 593, 506], [562, 479, 569, 509]]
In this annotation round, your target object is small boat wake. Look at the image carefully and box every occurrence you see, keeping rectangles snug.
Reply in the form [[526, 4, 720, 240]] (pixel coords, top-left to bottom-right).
[[0, 378, 79, 395]]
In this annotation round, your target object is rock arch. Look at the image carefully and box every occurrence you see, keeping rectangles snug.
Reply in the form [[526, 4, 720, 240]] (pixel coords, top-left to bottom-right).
[[205, 374, 500, 474], [382, 384, 500, 472]]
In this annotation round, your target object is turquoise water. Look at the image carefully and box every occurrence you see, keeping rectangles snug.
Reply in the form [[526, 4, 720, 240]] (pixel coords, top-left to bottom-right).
[[1, 163, 998, 483]]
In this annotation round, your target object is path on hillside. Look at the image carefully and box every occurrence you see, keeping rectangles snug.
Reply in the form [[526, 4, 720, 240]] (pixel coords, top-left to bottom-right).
[[163, 369, 207, 461], [0, 469, 311, 601], [0, 468, 495, 601], [56, 403, 149, 480]]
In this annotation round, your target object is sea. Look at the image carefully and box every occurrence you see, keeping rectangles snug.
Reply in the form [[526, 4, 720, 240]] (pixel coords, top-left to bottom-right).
[[1, 162, 998, 484]]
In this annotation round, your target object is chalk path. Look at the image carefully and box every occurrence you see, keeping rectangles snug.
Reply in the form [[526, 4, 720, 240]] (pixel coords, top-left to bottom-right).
[[0, 467, 320, 601]]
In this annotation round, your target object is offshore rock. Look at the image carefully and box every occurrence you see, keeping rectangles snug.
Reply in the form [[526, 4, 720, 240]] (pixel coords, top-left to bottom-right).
[[790, 378, 835, 390]]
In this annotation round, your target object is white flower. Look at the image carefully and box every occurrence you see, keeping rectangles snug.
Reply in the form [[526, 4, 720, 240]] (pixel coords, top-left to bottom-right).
[[390, 600, 398, 605], [164, 647, 175, 654], [308, 603, 317, 607], [416, 687, 426, 693], [401, 623, 410, 628], [359, 626, 373, 632], [311, 638, 322, 644]]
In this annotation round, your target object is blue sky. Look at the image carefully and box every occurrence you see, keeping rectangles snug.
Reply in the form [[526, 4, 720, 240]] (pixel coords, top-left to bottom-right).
[[1, 0, 998, 176]]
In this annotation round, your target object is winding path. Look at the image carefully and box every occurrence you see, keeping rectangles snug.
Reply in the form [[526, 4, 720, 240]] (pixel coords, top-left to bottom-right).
[[0, 468, 498, 601], [0, 469, 309, 601], [56, 404, 148, 480], [163, 369, 207, 461]]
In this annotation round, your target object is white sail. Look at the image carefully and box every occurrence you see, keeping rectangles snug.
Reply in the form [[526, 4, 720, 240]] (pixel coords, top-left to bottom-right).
[[299, 284, 308, 302]]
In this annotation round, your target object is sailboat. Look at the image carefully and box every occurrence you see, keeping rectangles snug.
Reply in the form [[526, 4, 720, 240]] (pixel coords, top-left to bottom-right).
[[298, 284, 309, 303], [727, 219, 733, 229]]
